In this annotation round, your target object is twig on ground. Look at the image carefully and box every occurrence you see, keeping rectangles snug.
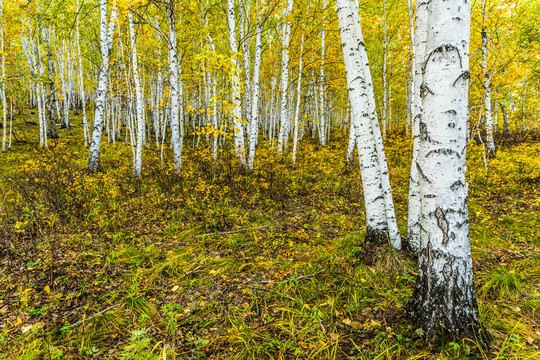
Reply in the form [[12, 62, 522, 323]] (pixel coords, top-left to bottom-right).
[[306, 291, 331, 304], [183, 265, 202, 277], [195, 225, 272, 238], [254, 287, 296, 302], [65, 304, 120, 329], [252, 269, 326, 285]]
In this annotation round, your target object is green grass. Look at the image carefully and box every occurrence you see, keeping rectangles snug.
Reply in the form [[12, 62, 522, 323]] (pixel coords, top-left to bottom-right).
[[0, 114, 539, 359]]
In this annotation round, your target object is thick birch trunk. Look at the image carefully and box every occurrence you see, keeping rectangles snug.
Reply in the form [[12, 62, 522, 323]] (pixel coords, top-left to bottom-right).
[[88, 0, 117, 172], [407, 0, 484, 343]]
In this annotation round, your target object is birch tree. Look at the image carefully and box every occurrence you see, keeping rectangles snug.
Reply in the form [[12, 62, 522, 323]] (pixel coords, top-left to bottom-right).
[[167, 0, 183, 173], [88, 0, 117, 172], [406, 0, 485, 343], [247, 0, 263, 170], [76, 0, 89, 146], [277, 0, 293, 155], [481, 0, 496, 155], [318, 0, 327, 146], [1, 0, 6, 152], [227, 0, 246, 164], [407, 0, 428, 254], [336, 0, 401, 249], [129, 12, 144, 177]]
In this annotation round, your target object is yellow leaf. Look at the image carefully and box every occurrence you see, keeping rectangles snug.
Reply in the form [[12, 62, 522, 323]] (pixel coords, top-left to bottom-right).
[[44, 286, 50, 294]]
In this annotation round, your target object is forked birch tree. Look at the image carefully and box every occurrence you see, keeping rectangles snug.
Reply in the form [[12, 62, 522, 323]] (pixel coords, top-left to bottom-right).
[[406, 0, 485, 343]]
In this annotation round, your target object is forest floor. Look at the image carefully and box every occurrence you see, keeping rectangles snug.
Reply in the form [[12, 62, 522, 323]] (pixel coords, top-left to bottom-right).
[[0, 117, 539, 359]]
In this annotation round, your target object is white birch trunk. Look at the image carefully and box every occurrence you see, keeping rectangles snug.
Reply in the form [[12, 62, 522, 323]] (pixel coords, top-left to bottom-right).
[[406, 0, 415, 132], [292, 33, 304, 165], [481, 0, 495, 155], [228, 0, 246, 163], [318, 0, 327, 147], [277, 0, 293, 155], [0, 0, 5, 152], [168, 0, 183, 172], [129, 12, 144, 177], [407, 0, 428, 253], [247, 4, 263, 170], [76, 0, 88, 146], [337, 0, 393, 244], [350, 0, 401, 248], [88, 0, 117, 172], [382, 0, 388, 138], [407, 0, 483, 343]]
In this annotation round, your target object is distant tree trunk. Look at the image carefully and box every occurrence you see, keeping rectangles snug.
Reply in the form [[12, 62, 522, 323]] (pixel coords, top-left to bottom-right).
[[227, 0, 246, 164], [247, 3, 262, 170], [42, 29, 59, 139], [76, 0, 88, 146], [277, 0, 293, 155], [292, 33, 305, 165], [407, 0, 485, 344], [382, 0, 387, 138], [318, 0, 327, 146], [482, 0, 495, 155], [406, 0, 415, 132], [167, 0, 183, 173], [129, 12, 144, 177], [88, 0, 117, 172], [500, 102, 509, 135], [1, 0, 6, 152]]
